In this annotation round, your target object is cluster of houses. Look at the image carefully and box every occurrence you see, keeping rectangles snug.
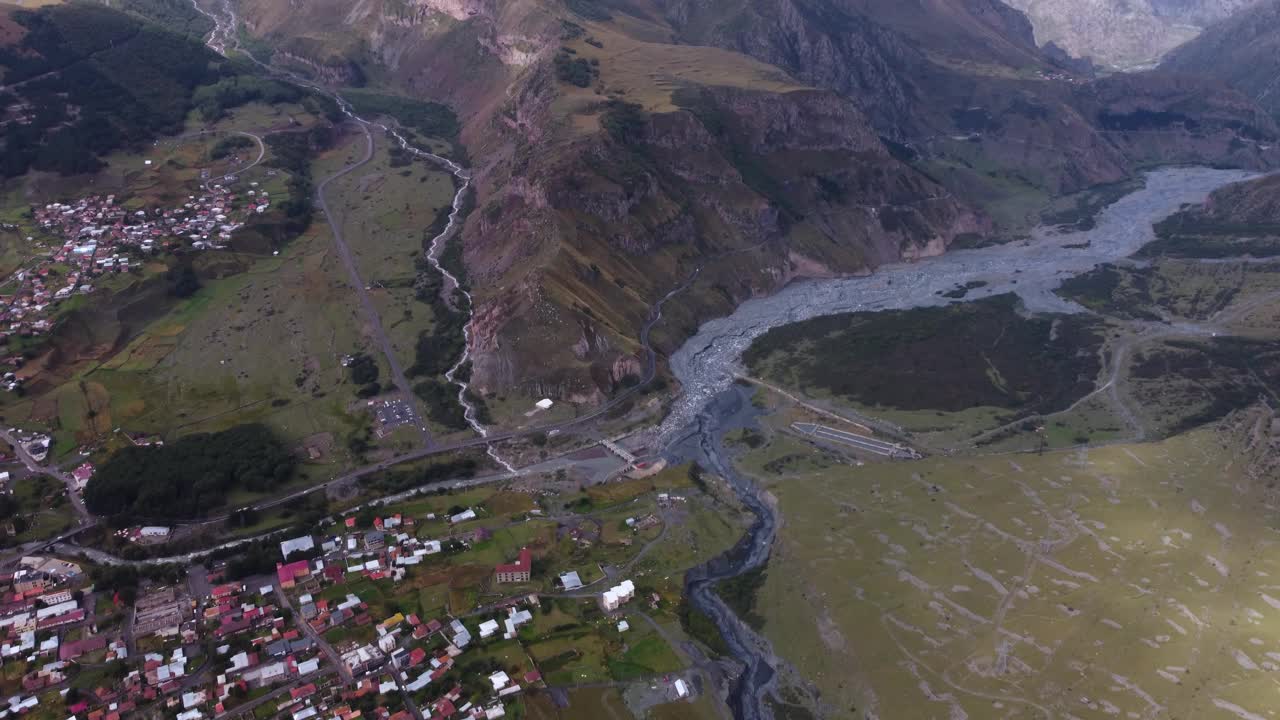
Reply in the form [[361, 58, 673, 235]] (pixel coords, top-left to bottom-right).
[[2, 186, 269, 347], [0, 556, 124, 716], [207, 583, 327, 712]]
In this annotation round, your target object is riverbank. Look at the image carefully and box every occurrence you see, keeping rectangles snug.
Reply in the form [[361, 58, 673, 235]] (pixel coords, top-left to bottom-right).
[[659, 165, 1261, 719]]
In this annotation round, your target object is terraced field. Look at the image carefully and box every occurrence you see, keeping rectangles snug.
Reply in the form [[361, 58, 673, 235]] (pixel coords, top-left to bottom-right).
[[746, 416, 1280, 719]]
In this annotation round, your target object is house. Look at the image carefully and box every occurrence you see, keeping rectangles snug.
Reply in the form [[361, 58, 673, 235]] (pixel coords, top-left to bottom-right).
[[494, 548, 531, 584], [600, 580, 635, 612], [59, 635, 106, 661], [558, 571, 583, 591], [71, 463, 93, 490], [276, 560, 311, 589]]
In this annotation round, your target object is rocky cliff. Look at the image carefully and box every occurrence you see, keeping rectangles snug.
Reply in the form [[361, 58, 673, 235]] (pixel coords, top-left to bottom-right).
[[1192, 174, 1280, 225], [461, 62, 985, 404], [1002, 0, 1259, 70], [1161, 0, 1280, 116], [234, 0, 1280, 413], [658, 0, 1280, 223]]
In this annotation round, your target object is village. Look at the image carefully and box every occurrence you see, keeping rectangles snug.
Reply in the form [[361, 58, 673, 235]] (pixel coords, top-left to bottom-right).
[[0, 181, 270, 368], [0, 465, 717, 720]]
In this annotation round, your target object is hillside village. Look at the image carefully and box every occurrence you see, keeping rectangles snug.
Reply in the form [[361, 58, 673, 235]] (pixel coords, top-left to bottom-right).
[[0, 183, 270, 361]]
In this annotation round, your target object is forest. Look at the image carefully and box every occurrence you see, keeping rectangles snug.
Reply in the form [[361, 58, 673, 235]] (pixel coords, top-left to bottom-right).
[[83, 424, 297, 521], [744, 294, 1105, 414], [0, 3, 333, 178]]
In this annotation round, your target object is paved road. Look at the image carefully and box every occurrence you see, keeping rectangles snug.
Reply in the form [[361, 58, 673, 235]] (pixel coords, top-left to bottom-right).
[[316, 127, 432, 449], [0, 428, 91, 524], [274, 581, 352, 684], [218, 666, 338, 719]]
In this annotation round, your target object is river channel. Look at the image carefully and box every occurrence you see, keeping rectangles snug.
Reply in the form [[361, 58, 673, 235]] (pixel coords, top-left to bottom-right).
[[663, 166, 1259, 719]]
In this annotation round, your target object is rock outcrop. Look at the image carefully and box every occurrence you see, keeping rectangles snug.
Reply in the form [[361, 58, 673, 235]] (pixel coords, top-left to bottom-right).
[[1002, 0, 1259, 70], [1161, 0, 1280, 116], [235, 0, 1280, 413]]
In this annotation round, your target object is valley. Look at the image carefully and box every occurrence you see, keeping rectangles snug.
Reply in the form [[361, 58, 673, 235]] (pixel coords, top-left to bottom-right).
[[1, 0, 1280, 718]]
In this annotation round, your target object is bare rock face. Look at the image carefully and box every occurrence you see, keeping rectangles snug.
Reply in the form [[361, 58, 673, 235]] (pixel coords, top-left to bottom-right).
[[460, 75, 988, 402], [1002, 0, 1259, 70], [1161, 0, 1280, 117], [1193, 174, 1280, 225], [236, 0, 1280, 411], [658, 0, 1279, 211]]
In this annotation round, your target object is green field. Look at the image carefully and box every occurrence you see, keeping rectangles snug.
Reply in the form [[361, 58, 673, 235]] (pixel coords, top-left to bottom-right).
[[742, 411, 1280, 719]]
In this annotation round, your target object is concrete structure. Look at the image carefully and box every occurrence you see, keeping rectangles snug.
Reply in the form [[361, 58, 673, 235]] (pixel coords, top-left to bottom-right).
[[279, 535, 315, 560]]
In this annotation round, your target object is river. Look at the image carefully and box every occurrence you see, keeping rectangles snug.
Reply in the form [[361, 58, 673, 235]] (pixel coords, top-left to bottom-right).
[[662, 165, 1259, 719]]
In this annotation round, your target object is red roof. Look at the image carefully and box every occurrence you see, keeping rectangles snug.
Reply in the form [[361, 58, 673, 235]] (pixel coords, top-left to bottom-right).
[[211, 583, 239, 598], [495, 548, 532, 575], [291, 683, 317, 700], [277, 560, 310, 585], [408, 648, 427, 667], [59, 635, 107, 661]]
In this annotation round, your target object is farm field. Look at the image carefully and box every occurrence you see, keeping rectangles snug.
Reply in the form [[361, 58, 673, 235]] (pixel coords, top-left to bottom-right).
[[742, 411, 1280, 719]]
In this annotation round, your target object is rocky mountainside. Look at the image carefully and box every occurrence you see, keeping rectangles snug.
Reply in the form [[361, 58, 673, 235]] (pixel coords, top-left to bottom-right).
[[1161, 0, 1280, 116], [235, 0, 1280, 407], [1190, 173, 1280, 225], [238, 0, 984, 405], [661, 0, 1279, 219], [1001, 0, 1259, 70]]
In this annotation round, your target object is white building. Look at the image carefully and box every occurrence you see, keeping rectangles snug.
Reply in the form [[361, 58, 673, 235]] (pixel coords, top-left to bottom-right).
[[279, 535, 316, 559], [489, 671, 510, 691], [600, 579, 636, 611]]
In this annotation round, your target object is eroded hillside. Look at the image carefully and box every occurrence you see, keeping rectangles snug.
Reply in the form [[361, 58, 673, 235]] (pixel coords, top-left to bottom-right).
[[232, 0, 1280, 414]]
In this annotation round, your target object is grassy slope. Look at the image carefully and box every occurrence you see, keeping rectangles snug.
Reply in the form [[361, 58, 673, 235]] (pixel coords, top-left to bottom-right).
[[746, 422, 1280, 719]]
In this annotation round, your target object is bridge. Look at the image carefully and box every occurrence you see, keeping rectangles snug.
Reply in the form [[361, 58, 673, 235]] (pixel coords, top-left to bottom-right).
[[600, 438, 638, 465]]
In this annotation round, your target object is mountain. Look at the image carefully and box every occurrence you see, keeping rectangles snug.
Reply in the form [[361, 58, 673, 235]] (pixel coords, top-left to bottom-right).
[[1000, 0, 1259, 70], [658, 0, 1279, 216], [232, 0, 1280, 407], [1161, 0, 1280, 116]]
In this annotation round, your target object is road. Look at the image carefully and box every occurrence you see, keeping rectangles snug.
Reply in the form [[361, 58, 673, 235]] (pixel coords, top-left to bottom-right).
[[0, 428, 91, 524], [218, 666, 338, 719], [316, 126, 432, 449], [273, 582, 352, 684]]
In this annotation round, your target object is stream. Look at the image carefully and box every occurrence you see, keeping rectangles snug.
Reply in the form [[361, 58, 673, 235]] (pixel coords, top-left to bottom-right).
[[662, 165, 1259, 719], [188, 0, 518, 471]]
